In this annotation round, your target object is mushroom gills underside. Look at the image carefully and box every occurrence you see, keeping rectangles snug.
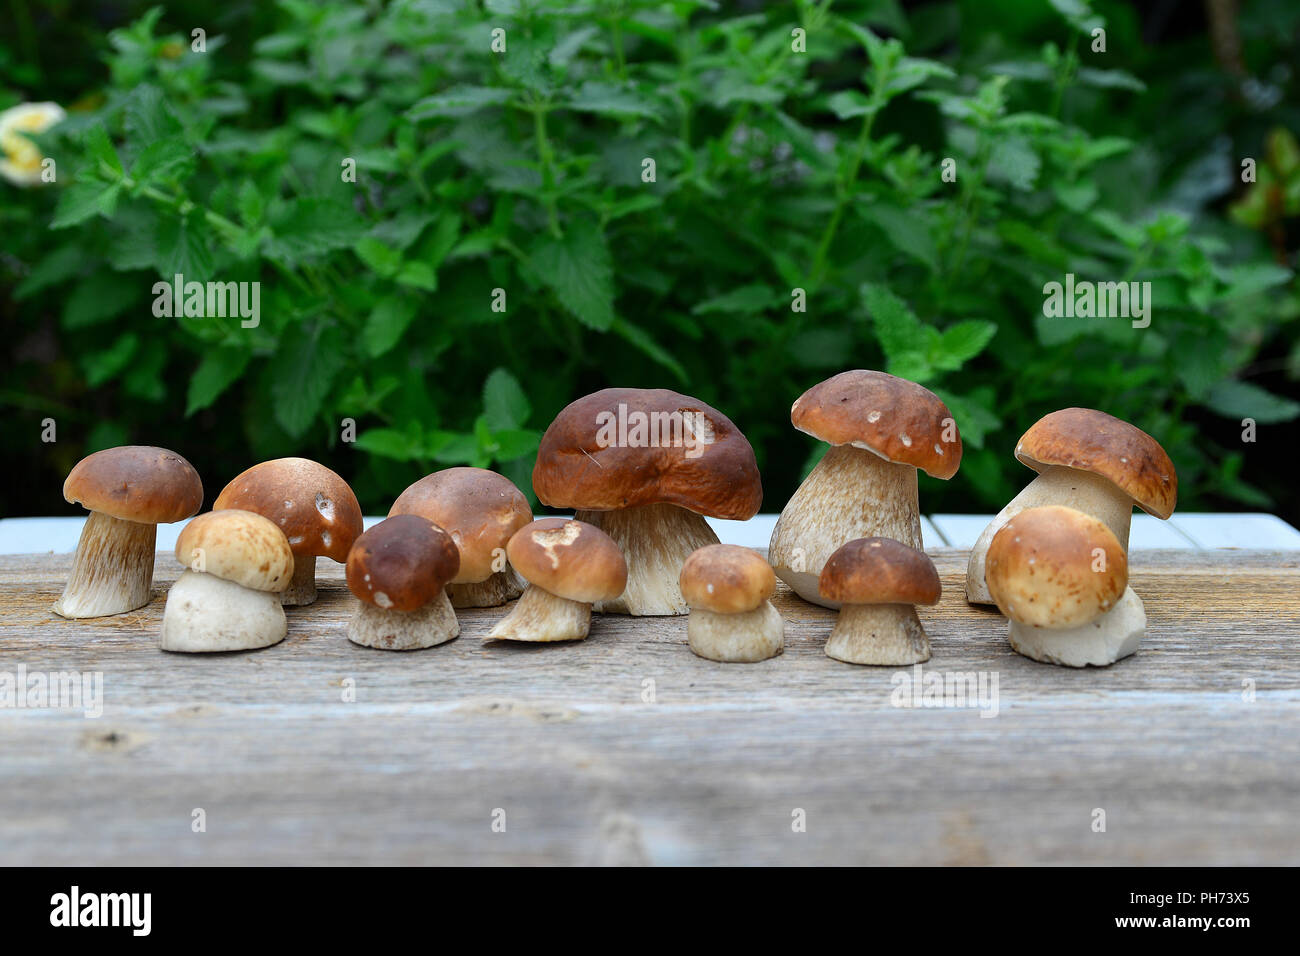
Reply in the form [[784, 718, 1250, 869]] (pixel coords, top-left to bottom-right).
[[1007, 586, 1146, 667], [52, 511, 158, 619], [688, 601, 784, 663], [576, 503, 718, 616], [486, 585, 591, 642], [448, 567, 525, 608], [825, 602, 931, 666], [965, 466, 1134, 605], [160, 570, 286, 652], [769, 444, 922, 608], [348, 589, 460, 650]]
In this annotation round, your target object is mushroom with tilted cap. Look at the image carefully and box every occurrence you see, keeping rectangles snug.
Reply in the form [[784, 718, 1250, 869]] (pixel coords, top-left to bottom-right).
[[213, 457, 364, 606], [818, 537, 942, 665], [161, 509, 294, 652], [345, 514, 461, 650], [53, 445, 203, 619], [769, 370, 961, 609], [679, 544, 784, 663], [532, 387, 762, 616], [966, 407, 1177, 605], [388, 466, 532, 607], [986, 505, 1144, 667], [487, 518, 627, 642]]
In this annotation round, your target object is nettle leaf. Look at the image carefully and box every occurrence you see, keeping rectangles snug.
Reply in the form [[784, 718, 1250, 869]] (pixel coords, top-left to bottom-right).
[[266, 199, 366, 262], [51, 180, 122, 229], [362, 295, 418, 358], [987, 136, 1040, 191], [486, 429, 541, 461], [860, 202, 938, 271], [15, 245, 84, 299], [408, 86, 513, 120], [83, 332, 140, 387], [530, 219, 615, 330], [125, 84, 182, 151], [933, 320, 997, 370], [155, 212, 215, 281], [1206, 380, 1300, 424], [827, 90, 880, 121], [186, 346, 250, 416], [272, 322, 347, 437], [354, 237, 402, 278], [1217, 263, 1293, 300], [131, 138, 196, 183], [355, 427, 420, 461], [693, 285, 779, 314], [84, 124, 123, 177], [566, 81, 662, 120], [62, 273, 139, 329], [862, 282, 927, 358], [483, 367, 531, 430], [395, 261, 437, 290]]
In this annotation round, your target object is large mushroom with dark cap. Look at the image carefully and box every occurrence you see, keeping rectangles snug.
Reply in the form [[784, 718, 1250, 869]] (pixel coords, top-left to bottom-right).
[[769, 370, 961, 608], [532, 387, 762, 616], [214, 458, 364, 607], [54, 445, 203, 619], [345, 514, 461, 650], [966, 408, 1177, 605], [389, 467, 532, 608]]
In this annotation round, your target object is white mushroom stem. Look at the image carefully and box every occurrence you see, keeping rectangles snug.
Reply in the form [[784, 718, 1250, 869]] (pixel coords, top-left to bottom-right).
[[280, 556, 318, 606], [825, 603, 931, 666], [52, 511, 157, 619], [966, 466, 1134, 604], [448, 567, 525, 608], [688, 601, 784, 663], [347, 589, 459, 650], [769, 445, 922, 608], [160, 570, 286, 652], [576, 503, 718, 616], [1007, 586, 1146, 668], [486, 585, 592, 642]]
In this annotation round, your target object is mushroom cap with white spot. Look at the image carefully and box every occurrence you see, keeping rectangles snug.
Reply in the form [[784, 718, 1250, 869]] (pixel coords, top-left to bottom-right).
[[214, 458, 363, 562], [506, 517, 627, 603], [679, 544, 776, 614], [345, 514, 459, 611]]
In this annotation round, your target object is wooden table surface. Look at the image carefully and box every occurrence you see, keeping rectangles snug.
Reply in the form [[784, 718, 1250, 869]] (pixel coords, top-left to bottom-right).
[[1, 547, 1296, 865]]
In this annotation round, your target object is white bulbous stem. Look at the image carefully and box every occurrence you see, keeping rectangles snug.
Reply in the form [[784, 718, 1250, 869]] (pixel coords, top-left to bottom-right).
[[576, 503, 718, 616], [1007, 586, 1145, 667], [281, 556, 318, 607], [825, 602, 931, 666], [347, 589, 459, 650], [160, 570, 286, 652], [687, 600, 785, 663], [486, 585, 592, 642], [769, 445, 922, 608], [965, 466, 1134, 605], [448, 567, 525, 608], [52, 511, 157, 619]]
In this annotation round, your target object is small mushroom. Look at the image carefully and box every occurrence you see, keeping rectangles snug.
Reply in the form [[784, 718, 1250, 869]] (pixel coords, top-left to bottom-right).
[[487, 518, 627, 643], [213, 457, 364, 606], [769, 370, 961, 609], [389, 467, 532, 608], [986, 505, 1143, 667], [818, 537, 942, 666], [53, 446, 203, 619], [966, 408, 1176, 604], [161, 510, 294, 652], [533, 388, 762, 616], [345, 515, 461, 650], [679, 544, 784, 663]]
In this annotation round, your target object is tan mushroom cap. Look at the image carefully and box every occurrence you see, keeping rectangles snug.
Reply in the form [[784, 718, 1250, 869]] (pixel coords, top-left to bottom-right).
[[532, 387, 763, 519], [388, 467, 532, 584], [1015, 408, 1178, 519], [819, 537, 942, 606], [345, 515, 460, 612], [985, 505, 1128, 629], [175, 509, 294, 593], [679, 544, 776, 614], [64, 445, 203, 524], [791, 370, 962, 479], [213, 458, 363, 562], [506, 518, 628, 604]]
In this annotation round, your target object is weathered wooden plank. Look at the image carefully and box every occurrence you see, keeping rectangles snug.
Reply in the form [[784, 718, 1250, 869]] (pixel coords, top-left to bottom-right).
[[0, 549, 1296, 865]]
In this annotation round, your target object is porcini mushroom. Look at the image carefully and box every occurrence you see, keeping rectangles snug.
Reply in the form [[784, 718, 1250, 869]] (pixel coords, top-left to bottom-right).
[[486, 518, 627, 642], [213, 457, 364, 606], [532, 388, 762, 616], [769, 370, 961, 609], [161, 509, 294, 652], [818, 537, 942, 665], [985, 505, 1144, 667], [53, 445, 203, 619], [388, 466, 532, 607], [679, 544, 784, 663], [345, 514, 461, 650], [966, 407, 1177, 605]]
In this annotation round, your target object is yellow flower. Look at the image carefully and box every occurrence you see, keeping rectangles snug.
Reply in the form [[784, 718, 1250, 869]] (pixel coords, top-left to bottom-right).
[[0, 102, 67, 187]]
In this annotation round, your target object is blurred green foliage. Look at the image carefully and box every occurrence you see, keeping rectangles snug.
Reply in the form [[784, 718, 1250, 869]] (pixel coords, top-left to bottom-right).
[[2, 0, 1297, 519]]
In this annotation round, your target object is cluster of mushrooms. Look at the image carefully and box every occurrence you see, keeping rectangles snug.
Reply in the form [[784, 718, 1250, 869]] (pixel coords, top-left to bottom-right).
[[49, 370, 1177, 669]]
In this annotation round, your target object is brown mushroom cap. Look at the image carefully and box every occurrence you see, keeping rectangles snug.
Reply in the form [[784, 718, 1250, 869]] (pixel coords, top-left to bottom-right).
[[790, 370, 962, 480], [345, 515, 459, 612], [818, 537, 942, 606], [679, 544, 776, 614], [531, 387, 762, 519], [388, 467, 532, 584], [64, 445, 203, 524], [175, 509, 294, 592], [506, 518, 628, 604], [1014, 408, 1177, 519], [213, 458, 364, 562], [985, 505, 1128, 629]]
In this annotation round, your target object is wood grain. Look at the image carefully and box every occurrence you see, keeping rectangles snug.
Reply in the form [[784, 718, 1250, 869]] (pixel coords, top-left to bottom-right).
[[0, 548, 1296, 865]]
